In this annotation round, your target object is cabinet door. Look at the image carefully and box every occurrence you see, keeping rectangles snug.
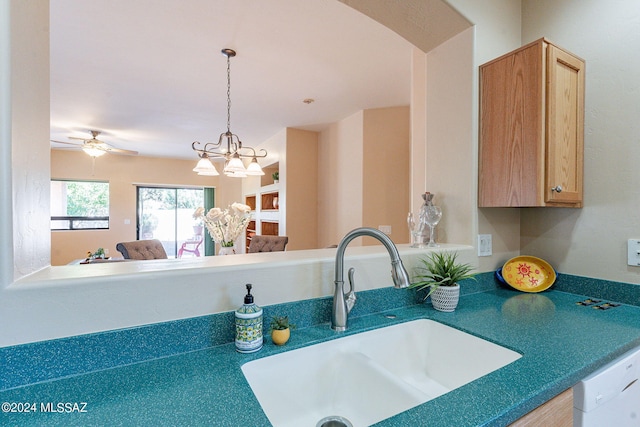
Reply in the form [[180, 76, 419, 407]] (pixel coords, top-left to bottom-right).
[[510, 388, 573, 426], [478, 41, 544, 207], [545, 45, 585, 206]]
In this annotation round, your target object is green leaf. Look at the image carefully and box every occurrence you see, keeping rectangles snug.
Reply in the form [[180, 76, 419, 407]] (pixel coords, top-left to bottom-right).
[[408, 251, 476, 300], [269, 315, 296, 331]]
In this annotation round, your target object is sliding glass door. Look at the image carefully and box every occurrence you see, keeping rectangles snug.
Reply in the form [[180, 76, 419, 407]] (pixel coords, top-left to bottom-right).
[[136, 187, 208, 258]]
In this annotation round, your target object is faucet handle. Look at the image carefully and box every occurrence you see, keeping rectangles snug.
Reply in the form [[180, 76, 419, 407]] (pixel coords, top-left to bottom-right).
[[345, 268, 357, 312]]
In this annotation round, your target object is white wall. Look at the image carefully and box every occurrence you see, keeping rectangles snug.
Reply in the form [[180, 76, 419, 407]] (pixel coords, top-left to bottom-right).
[[435, 0, 523, 272], [449, 0, 522, 65], [410, 47, 428, 213], [519, 0, 640, 284], [424, 28, 475, 246], [3, 0, 639, 348], [0, 0, 13, 288], [0, 0, 523, 347], [445, 0, 640, 285], [317, 111, 364, 247], [1, 245, 473, 346], [5, 0, 51, 284]]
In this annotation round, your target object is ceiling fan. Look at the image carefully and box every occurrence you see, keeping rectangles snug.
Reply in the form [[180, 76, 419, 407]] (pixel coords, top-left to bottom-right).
[[51, 130, 138, 157]]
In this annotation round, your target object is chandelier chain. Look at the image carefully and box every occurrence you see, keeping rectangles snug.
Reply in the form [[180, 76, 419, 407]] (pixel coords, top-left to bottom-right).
[[226, 54, 231, 133]]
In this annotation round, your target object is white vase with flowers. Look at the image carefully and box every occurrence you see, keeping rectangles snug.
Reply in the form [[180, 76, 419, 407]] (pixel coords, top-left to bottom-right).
[[193, 203, 252, 255]]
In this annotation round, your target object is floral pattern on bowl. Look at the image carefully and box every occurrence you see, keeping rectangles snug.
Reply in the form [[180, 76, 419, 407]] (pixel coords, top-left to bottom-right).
[[501, 256, 556, 293]]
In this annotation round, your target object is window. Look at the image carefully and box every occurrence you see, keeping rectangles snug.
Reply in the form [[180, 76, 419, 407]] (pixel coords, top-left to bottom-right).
[[51, 180, 109, 230], [136, 186, 207, 257]]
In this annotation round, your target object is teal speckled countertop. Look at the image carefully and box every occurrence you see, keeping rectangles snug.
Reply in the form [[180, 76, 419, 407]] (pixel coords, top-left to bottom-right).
[[2, 286, 640, 426]]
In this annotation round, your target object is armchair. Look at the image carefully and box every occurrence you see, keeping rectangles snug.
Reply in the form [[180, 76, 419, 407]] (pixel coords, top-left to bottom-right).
[[248, 235, 288, 253], [116, 239, 168, 260]]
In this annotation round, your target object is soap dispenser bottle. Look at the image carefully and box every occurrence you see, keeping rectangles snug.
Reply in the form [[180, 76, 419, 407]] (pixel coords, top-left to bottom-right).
[[235, 284, 263, 353]]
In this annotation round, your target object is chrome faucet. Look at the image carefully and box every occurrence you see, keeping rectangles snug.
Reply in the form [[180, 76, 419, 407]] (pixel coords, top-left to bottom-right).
[[331, 227, 411, 331]]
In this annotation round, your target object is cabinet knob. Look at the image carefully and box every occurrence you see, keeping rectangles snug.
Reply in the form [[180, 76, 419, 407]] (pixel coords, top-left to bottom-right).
[[551, 185, 563, 193]]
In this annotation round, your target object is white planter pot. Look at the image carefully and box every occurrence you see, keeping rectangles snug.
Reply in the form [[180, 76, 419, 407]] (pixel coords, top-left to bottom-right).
[[430, 284, 460, 312]]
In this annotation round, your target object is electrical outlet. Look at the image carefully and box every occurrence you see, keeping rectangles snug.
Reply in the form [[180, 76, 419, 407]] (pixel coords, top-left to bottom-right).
[[628, 239, 640, 266], [478, 234, 492, 257], [378, 225, 392, 235]]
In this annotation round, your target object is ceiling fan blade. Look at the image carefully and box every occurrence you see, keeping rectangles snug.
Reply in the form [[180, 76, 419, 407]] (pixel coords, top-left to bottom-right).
[[97, 139, 138, 155], [68, 136, 89, 141], [51, 139, 82, 146], [105, 147, 139, 156]]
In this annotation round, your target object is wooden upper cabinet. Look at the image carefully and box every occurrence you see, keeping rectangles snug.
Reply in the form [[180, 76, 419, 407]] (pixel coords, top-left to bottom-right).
[[478, 38, 585, 207]]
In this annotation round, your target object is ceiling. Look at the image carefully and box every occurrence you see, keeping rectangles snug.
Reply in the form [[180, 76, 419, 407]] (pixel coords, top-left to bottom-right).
[[49, 0, 419, 160]]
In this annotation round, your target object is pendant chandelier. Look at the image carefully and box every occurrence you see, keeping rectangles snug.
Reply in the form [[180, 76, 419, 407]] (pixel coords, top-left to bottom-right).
[[192, 48, 267, 178]]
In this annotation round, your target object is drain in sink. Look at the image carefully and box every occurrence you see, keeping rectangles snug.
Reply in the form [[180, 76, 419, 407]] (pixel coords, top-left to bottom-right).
[[316, 415, 353, 427]]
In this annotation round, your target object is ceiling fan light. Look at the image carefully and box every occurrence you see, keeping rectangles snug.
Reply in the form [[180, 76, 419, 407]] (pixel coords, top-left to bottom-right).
[[82, 146, 106, 157], [245, 157, 265, 175]]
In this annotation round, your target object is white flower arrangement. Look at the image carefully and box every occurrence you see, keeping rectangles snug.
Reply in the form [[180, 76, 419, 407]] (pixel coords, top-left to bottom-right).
[[193, 203, 252, 248]]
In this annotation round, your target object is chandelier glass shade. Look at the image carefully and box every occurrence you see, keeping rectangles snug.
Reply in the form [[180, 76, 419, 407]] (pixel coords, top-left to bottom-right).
[[191, 48, 267, 177], [192, 154, 219, 176], [245, 157, 265, 175]]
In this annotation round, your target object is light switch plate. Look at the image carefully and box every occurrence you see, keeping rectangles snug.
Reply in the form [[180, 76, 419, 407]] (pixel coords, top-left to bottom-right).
[[478, 234, 492, 257], [628, 239, 640, 266]]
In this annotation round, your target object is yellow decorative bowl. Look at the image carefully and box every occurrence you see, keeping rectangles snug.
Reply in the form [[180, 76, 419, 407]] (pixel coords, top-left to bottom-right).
[[501, 256, 556, 293]]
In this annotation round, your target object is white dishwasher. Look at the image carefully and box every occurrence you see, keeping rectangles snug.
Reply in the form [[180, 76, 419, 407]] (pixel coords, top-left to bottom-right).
[[574, 345, 640, 426]]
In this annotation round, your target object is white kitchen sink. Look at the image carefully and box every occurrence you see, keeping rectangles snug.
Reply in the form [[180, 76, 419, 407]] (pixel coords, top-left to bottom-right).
[[241, 319, 521, 427]]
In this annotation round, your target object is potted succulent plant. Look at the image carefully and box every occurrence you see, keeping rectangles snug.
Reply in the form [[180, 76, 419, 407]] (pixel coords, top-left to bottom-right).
[[86, 247, 106, 260], [269, 315, 295, 346], [409, 251, 476, 312], [272, 171, 279, 184]]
